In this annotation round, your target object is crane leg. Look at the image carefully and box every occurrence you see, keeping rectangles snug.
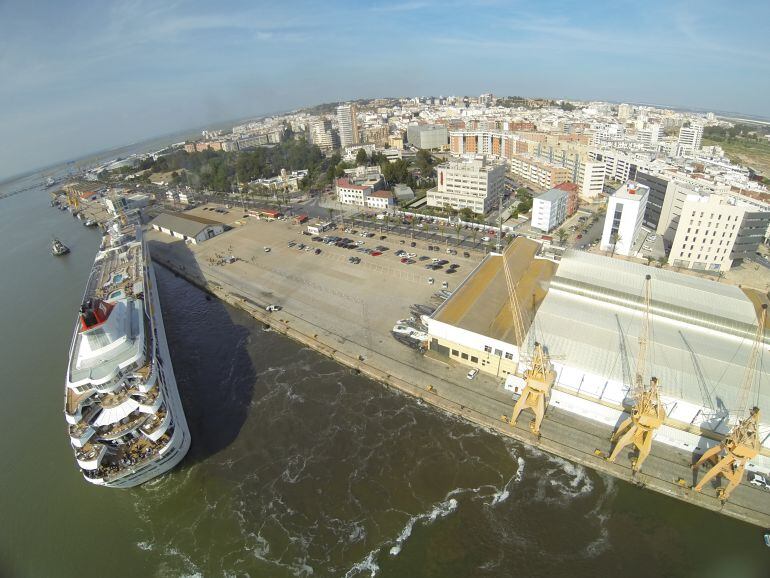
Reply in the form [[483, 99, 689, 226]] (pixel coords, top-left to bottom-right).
[[531, 393, 546, 435], [633, 430, 654, 472], [718, 465, 746, 502], [608, 424, 637, 463], [610, 417, 632, 443], [510, 390, 532, 427], [693, 456, 730, 492], [693, 444, 721, 469]]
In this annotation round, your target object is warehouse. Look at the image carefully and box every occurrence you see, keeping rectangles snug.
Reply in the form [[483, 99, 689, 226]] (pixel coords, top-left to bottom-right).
[[427, 239, 770, 473], [150, 212, 225, 244]]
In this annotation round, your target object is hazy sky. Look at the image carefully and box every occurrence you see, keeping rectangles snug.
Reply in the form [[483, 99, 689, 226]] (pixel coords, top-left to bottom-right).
[[1, 0, 769, 179]]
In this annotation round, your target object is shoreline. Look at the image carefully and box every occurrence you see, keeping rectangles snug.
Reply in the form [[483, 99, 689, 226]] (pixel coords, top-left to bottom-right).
[[152, 249, 770, 529]]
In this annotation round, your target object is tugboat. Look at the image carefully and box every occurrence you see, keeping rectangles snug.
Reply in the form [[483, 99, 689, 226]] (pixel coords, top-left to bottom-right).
[[52, 237, 70, 256]]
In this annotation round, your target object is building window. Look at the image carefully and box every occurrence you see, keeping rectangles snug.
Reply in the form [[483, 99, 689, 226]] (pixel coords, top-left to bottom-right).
[[461, 353, 468, 360], [505, 352, 514, 360], [470, 356, 478, 363], [494, 348, 503, 357], [484, 345, 492, 353], [451, 349, 459, 357]]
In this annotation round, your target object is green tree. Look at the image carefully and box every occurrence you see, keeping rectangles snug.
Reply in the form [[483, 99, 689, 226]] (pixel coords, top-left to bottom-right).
[[556, 228, 568, 246], [355, 148, 368, 166]]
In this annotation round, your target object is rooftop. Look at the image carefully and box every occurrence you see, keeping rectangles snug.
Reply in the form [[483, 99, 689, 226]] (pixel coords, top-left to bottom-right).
[[433, 238, 557, 346], [150, 211, 222, 237], [536, 188, 570, 203]]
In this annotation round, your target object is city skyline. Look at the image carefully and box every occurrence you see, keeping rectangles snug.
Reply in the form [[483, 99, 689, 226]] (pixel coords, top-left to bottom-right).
[[2, 0, 769, 178]]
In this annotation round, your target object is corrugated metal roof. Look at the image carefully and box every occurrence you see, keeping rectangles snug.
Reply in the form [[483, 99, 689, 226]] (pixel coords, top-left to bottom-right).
[[150, 212, 221, 238], [530, 250, 769, 418]]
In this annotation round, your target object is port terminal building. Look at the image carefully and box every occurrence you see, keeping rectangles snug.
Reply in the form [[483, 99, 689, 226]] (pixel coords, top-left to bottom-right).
[[427, 238, 770, 474], [150, 212, 225, 244]]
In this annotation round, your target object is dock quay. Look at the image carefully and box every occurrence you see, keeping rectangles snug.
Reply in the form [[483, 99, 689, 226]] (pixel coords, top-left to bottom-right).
[[146, 208, 770, 529]]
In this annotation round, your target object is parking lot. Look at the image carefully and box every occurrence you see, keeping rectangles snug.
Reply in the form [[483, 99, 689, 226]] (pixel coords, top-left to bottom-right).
[[148, 216, 484, 361]]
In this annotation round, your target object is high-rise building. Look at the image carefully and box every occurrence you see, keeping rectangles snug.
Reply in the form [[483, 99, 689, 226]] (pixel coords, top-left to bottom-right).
[[532, 188, 569, 232], [668, 193, 770, 271], [336, 104, 360, 148], [635, 171, 669, 230], [676, 124, 703, 156], [600, 182, 650, 256], [428, 157, 505, 214]]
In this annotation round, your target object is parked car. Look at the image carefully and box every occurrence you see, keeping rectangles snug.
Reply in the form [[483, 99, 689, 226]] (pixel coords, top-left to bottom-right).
[[379, 235, 387, 240], [481, 236, 491, 242], [466, 368, 479, 380], [463, 252, 470, 258], [265, 304, 282, 312], [370, 251, 382, 256], [314, 248, 321, 255], [749, 473, 770, 490], [410, 241, 416, 247]]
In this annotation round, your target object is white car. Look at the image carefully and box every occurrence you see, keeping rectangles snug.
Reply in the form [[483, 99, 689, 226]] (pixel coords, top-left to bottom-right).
[[466, 368, 479, 380], [265, 304, 282, 312], [481, 236, 491, 242], [749, 473, 770, 490]]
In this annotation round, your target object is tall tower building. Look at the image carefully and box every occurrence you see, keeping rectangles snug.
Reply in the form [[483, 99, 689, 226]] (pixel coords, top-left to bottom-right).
[[676, 124, 703, 157], [600, 182, 650, 256], [337, 104, 360, 148]]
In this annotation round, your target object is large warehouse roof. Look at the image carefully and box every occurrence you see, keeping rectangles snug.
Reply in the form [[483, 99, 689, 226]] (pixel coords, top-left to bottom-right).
[[150, 212, 221, 238], [530, 250, 769, 420]]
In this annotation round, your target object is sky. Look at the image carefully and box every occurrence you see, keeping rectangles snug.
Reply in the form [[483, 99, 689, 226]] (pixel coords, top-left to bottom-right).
[[1, 0, 769, 179]]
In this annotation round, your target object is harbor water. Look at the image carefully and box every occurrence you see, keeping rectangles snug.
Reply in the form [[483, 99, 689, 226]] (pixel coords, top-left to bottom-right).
[[0, 171, 767, 578]]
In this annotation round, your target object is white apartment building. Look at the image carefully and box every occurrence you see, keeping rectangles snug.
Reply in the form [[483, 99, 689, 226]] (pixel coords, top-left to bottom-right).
[[531, 188, 569, 232], [578, 160, 606, 201], [600, 182, 650, 256], [337, 104, 360, 148], [676, 124, 704, 157], [668, 194, 770, 271], [618, 103, 633, 120], [428, 157, 505, 214], [365, 190, 395, 210], [508, 154, 572, 191], [336, 167, 385, 207]]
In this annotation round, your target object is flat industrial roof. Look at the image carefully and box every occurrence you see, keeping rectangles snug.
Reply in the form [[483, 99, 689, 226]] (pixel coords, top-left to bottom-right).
[[530, 249, 769, 417], [433, 237, 558, 346]]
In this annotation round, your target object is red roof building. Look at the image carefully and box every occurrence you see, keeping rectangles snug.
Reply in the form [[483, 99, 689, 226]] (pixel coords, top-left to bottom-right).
[[555, 182, 579, 216]]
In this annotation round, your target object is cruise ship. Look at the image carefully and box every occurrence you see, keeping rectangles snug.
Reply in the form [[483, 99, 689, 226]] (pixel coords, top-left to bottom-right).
[[64, 219, 190, 487]]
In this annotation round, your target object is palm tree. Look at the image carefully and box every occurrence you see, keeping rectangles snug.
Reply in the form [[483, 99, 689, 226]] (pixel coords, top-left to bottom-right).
[[455, 223, 462, 246], [556, 228, 568, 246]]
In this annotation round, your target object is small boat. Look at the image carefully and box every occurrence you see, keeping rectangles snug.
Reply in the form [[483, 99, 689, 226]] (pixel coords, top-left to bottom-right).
[[44, 176, 56, 188], [52, 238, 70, 256], [84, 219, 97, 227]]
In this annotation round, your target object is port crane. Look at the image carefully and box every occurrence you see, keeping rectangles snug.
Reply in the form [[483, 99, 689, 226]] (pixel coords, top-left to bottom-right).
[[504, 248, 556, 436], [692, 303, 766, 502], [608, 274, 666, 472]]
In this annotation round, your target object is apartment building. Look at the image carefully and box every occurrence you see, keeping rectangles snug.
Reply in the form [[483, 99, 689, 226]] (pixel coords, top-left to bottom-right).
[[676, 124, 704, 157], [508, 154, 572, 191], [407, 124, 449, 149], [309, 118, 337, 151], [668, 194, 770, 271], [532, 188, 569, 232], [600, 182, 650, 256], [578, 160, 606, 201], [337, 104, 360, 148], [554, 182, 579, 216], [336, 167, 384, 207], [428, 157, 505, 214]]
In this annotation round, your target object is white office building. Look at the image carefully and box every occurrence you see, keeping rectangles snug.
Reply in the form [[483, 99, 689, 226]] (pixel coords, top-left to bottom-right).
[[428, 157, 505, 214], [532, 188, 569, 233], [668, 193, 770, 271], [600, 182, 650, 256]]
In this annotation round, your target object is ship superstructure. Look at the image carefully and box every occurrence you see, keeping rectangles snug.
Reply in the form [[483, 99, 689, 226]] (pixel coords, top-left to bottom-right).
[[64, 220, 190, 487]]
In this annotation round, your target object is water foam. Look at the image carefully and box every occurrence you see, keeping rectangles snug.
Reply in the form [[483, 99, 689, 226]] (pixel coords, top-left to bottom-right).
[[389, 497, 459, 556]]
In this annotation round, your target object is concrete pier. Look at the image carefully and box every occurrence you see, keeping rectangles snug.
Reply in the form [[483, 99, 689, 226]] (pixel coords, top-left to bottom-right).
[[147, 215, 770, 529]]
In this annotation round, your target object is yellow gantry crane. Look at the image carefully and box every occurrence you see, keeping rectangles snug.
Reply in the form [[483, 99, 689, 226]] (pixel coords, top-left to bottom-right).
[[503, 248, 556, 436], [608, 274, 666, 472], [692, 303, 766, 502]]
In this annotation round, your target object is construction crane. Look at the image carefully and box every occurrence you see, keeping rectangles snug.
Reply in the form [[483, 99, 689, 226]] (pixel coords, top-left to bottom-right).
[[692, 303, 766, 502], [504, 246, 556, 436], [607, 274, 666, 472]]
